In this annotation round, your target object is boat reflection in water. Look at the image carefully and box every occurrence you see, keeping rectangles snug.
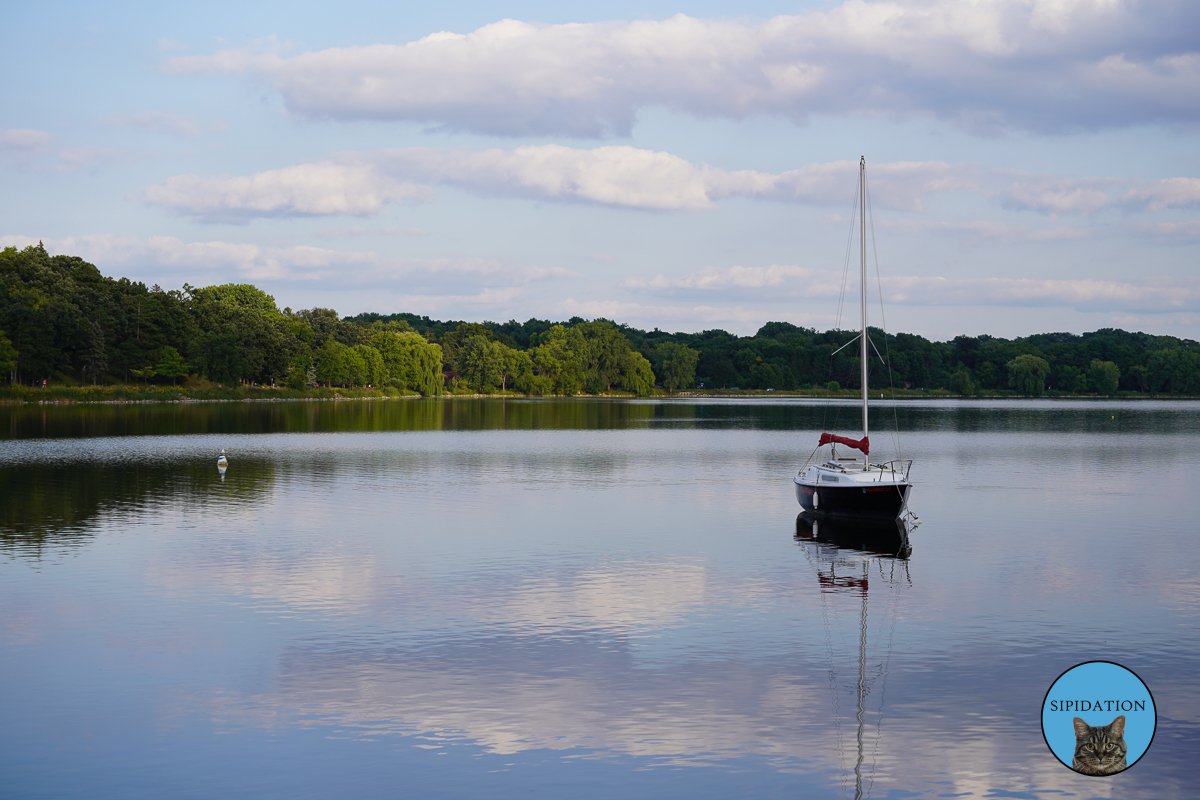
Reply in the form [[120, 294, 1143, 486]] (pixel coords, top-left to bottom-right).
[[794, 512, 913, 799], [794, 512, 913, 559]]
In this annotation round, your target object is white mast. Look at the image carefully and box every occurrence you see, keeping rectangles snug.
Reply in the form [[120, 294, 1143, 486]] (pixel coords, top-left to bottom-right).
[[859, 156, 868, 469]]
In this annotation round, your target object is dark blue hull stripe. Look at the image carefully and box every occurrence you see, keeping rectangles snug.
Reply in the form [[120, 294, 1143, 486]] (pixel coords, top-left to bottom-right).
[[794, 481, 909, 519]]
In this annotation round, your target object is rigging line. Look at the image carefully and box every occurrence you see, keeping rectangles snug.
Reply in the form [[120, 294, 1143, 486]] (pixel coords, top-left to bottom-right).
[[826, 177, 861, 437], [864, 168, 903, 465], [835, 178, 860, 334], [800, 444, 822, 472]]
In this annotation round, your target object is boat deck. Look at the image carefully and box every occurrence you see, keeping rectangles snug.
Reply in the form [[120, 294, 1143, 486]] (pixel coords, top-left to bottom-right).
[[797, 461, 910, 486]]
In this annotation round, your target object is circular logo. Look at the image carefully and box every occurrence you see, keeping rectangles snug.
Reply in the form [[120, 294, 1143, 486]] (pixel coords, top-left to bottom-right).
[[1041, 661, 1156, 775]]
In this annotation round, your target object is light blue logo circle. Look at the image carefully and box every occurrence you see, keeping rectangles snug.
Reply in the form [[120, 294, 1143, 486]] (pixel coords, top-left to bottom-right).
[[1041, 661, 1156, 774]]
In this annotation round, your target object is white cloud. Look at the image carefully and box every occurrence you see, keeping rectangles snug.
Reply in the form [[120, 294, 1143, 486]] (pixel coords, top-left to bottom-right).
[[144, 147, 972, 218], [622, 263, 1200, 313], [0, 129, 54, 149], [418, 145, 714, 209], [1120, 177, 1200, 212], [1126, 219, 1200, 241], [0, 234, 571, 290], [997, 175, 1122, 215], [165, 2, 1200, 136], [315, 225, 427, 239], [143, 159, 433, 221], [999, 174, 1200, 216], [54, 146, 129, 172], [557, 298, 814, 330], [104, 111, 229, 138], [0, 131, 143, 172], [708, 159, 979, 212], [1027, 226, 1091, 241], [892, 275, 1200, 312], [874, 218, 1095, 242]]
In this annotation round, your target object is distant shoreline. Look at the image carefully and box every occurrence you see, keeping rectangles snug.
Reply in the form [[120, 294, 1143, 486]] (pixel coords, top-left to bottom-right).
[[2, 385, 1197, 406]]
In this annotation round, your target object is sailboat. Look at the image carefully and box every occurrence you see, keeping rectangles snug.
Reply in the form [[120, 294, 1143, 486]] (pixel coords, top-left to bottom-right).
[[794, 157, 912, 519]]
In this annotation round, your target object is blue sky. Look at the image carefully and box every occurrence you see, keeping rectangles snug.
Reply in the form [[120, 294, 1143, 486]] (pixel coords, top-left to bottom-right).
[[3, 0, 1199, 340]]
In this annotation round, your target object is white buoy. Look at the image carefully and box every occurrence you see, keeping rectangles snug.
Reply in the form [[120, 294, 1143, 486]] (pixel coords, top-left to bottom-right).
[[217, 449, 228, 468]]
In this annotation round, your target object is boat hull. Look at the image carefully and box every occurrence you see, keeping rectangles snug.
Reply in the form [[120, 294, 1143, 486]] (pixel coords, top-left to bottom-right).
[[794, 478, 910, 519]]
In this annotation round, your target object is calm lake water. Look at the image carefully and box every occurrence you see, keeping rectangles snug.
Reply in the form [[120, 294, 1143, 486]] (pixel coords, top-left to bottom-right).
[[2, 398, 1197, 799]]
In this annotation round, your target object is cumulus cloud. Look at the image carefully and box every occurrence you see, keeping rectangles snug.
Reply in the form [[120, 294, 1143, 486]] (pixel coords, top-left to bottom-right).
[[164, 1, 1200, 137], [144, 147, 972, 218], [104, 111, 229, 138], [623, 263, 1200, 313], [143, 160, 433, 221]]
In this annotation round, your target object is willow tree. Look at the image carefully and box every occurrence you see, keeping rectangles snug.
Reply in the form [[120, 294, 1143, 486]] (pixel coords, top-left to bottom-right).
[[1008, 354, 1050, 396]]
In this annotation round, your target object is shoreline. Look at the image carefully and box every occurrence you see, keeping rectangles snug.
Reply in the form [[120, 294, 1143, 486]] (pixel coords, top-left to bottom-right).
[[3, 388, 1197, 406]]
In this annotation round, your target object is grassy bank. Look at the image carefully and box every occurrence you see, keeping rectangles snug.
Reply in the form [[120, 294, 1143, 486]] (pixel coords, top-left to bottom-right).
[[4, 382, 1193, 404], [0, 381, 425, 404]]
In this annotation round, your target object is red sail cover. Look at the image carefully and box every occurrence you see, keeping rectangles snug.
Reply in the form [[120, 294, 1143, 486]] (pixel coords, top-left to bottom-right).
[[818, 432, 869, 455]]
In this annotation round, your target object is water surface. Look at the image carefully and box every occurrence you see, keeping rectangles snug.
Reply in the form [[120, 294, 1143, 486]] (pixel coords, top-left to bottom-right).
[[2, 398, 1197, 799]]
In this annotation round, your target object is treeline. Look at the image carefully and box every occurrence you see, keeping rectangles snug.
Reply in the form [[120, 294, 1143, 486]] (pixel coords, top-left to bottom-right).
[[348, 316, 1200, 397], [0, 245, 657, 395], [3, 244, 1200, 396]]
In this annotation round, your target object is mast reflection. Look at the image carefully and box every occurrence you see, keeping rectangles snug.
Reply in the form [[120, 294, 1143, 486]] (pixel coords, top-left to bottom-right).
[[794, 512, 913, 798]]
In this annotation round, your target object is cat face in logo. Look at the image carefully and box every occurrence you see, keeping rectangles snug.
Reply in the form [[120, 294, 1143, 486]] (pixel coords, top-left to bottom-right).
[[1072, 715, 1127, 775]]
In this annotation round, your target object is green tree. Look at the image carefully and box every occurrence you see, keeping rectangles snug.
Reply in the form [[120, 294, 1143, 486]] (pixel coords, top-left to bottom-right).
[[457, 335, 506, 392], [353, 344, 386, 387], [575, 319, 628, 392], [284, 349, 314, 390], [1148, 348, 1200, 394], [656, 341, 700, 392], [530, 325, 586, 394], [156, 346, 189, 386], [949, 367, 975, 396], [292, 307, 365, 348], [1127, 364, 1149, 393], [193, 332, 245, 385], [186, 283, 299, 384], [129, 365, 157, 386], [1088, 359, 1120, 395], [619, 351, 655, 396], [0, 327, 17, 382], [442, 322, 497, 374], [1058, 365, 1088, 394], [1008, 354, 1050, 396], [369, 330, 443, 394], [82, 321, 109, 386], [316, 339, 350, 386], [505, 348, 536, 393], [343, 346, 367, 386], [409, 338, 444, 396]]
